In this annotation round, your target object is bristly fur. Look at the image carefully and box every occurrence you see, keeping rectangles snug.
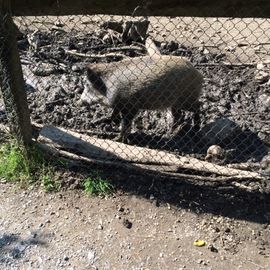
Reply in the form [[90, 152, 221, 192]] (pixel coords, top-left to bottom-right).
[[85, 39, 203, 142]]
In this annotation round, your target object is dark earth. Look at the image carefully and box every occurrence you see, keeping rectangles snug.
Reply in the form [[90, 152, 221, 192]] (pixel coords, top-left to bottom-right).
[[9, 27, 269, 166]]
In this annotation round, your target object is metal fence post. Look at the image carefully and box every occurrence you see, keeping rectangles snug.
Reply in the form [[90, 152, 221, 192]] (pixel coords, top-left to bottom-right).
[[0, 0, 32, 144]]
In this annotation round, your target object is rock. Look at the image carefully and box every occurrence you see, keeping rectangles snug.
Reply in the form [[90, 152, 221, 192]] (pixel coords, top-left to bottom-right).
[[87, 250, 96, 265], [225, 46, 236, 52], [255, 71, 269, 83], [102, 33, 112, 43], [257, 62, 265, 70], [100, 20, 123, 33], [33, 63, 58, 76], [160, 42, 167, 50], [71, 64, 83, 72], [205, 145, 226, 161], [208, 244, 218, 253], [122, 218, 132, 229], [46, 86, 67, 103], [122, 19, 150, 43], [203, 48, 210, 54], [25, 80, 37, 92], [167, 40, 179, 51], [258, 94, 270, 111], [54, 20, 64, 27]]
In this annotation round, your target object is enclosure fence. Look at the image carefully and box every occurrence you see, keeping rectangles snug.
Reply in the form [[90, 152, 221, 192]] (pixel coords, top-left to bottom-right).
[[0, 1, 269, 181]]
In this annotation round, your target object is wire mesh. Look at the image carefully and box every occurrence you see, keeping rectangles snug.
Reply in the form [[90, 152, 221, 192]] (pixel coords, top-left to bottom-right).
[[1, 13, 269, 179]]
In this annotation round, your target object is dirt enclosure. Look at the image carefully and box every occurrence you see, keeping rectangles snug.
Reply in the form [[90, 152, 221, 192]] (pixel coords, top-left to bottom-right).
[[0, 15, 270, 269], [11, 16, 270, 163]]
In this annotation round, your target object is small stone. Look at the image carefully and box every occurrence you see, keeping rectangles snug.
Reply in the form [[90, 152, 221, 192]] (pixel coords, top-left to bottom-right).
[[97, 224, 103, 230], [258, 94, 270, 109], [33, 63, 57, 76], [203, 48, 209, 54], [102, 33, 111, 43], [87, 250, 96, 264], [257, 62, 265, 70], [155, 200, 160, 207], [118, 206, 125, 212], [255, 71, 269, 83], [71, 65, 82, 72], [55, 20, 64, 27], [208, 244, 218, 253], [122, 218, 132, 229], [160, 42, 167, 50], [100, 20, 123, 33], [225, 46, 236, 52], [205, 145, 225, 161], [64, 256, 69, 261]]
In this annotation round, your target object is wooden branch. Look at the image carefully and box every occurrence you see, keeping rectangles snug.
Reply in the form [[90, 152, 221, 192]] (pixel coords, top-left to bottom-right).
[[37, 142, 256, 183], [107, 45, 145, 53], [195, 62, 256, 67], [38, 125, 264, 180], [64, 49, 127, 59]]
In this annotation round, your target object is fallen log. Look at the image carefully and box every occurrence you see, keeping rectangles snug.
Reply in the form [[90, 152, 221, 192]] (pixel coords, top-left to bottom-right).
[[37, 142, 260, 183], [38, 125, 264, 180]]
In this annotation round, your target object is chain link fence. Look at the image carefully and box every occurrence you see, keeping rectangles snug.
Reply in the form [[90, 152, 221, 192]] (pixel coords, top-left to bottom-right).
[[0, 10, 269, 181]]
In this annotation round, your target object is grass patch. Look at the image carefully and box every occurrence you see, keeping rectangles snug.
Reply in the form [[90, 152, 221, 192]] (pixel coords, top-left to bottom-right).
[[41, 173, 61, 192], [83, 172, 114, 195], [0, 140, 60, 191]]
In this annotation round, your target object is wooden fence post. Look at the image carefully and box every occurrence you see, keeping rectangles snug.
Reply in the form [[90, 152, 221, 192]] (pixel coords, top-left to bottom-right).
[[0, 0, 32, 144]]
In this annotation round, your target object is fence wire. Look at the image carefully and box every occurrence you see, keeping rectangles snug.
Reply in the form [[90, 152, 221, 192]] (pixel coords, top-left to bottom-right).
[[0, 13, 270, 180]]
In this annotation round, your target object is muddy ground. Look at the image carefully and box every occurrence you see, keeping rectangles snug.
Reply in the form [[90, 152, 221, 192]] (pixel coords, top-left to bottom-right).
[[1, 16, 269, 165], [0, 16, 270, 269]]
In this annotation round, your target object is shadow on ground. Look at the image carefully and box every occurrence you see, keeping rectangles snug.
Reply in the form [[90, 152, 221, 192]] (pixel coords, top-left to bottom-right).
[[0, 233, 47, 264], [42, 127, 270, 226]]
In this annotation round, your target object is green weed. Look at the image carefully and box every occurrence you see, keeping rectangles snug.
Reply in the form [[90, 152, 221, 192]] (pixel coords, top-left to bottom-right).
[[0, 140, 60, 191], [83, 172, 114, 195], [41, 173, 61, 192]]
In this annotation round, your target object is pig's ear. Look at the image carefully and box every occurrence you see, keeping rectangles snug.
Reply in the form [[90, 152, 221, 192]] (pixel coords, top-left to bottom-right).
[[86, 68, 107, 96], [87, 68, 99, 82]]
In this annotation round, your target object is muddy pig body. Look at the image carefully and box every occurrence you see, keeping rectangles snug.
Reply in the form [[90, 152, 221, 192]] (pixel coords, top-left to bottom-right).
[[86, 55, 203, 142]]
